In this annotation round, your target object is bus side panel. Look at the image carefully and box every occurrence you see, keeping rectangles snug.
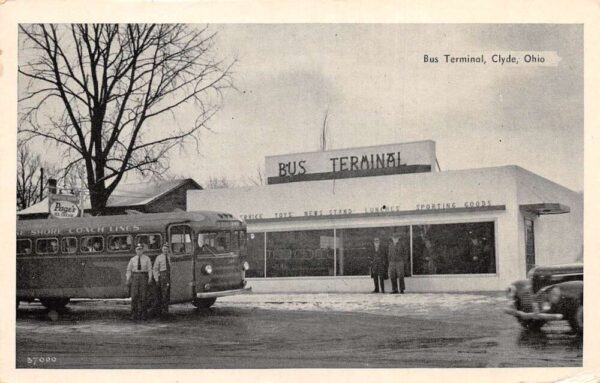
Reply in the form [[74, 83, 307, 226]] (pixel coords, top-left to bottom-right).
[[16, 256, 85, 297], [169, 254, 195, 303], [82, 255, 130, 298], [17, 255, 130, 299]]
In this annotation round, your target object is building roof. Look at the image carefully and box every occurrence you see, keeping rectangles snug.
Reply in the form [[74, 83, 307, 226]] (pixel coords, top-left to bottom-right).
[[17, 178, 201, 216]]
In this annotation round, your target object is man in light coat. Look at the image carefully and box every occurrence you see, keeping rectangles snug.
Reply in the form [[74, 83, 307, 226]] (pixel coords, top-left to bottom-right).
[[153, 243, 172, 316], [126, 244, 153, 320]]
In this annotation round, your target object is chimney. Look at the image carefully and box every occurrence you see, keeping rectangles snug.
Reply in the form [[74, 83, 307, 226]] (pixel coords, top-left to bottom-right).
[[48, 178, 57, 195]]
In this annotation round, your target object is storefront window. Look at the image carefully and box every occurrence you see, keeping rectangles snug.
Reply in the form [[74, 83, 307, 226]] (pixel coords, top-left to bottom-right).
[[412, 222, 496, 275], [246, 232, 265, 278], [266, 230, 334, 277], [335, 226, 410, 276]]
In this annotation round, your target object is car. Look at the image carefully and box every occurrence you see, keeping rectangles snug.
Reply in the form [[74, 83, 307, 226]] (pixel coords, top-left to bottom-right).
[[504, 263, 583, 334]]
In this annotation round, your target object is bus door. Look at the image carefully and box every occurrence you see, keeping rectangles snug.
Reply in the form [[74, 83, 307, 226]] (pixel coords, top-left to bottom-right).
[[167, 224, 195, 303]]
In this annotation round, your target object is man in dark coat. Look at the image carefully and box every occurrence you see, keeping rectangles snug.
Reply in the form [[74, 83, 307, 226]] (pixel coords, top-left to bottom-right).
[[368, 237, 387, 293], [388, 232, 409, 294]]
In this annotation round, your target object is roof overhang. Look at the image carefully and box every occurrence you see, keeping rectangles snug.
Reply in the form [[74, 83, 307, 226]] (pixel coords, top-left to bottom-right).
[[519, 203, 570, 215]]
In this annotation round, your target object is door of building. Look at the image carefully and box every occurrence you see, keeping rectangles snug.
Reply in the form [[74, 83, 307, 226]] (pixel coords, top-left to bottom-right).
[[524, 218, 536, 273]]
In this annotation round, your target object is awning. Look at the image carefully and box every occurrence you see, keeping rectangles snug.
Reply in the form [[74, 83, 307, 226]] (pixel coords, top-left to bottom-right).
[[519, 203, 570, 215]]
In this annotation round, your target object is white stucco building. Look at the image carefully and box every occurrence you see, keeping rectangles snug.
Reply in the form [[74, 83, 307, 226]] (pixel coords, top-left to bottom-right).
[[188, 141, 582, 292]]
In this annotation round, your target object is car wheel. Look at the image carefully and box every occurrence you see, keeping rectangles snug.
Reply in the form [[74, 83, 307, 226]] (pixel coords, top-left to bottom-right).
[[39, 298, 70, 310], [192, 297, 217, 309], [518, 318, 545, 331], [568, 305, 583, 335]]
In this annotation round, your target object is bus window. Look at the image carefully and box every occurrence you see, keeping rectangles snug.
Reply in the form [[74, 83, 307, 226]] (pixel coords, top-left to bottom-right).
[[236, 231, 247, 251], [108, 235, 133, 252], [135, 234, 162, 251], [170, 225, 193, 254], [17, 239, 32, 255], [81, 236, 104, 253], [36, 238, 59, 254], [61, 237, 78, 254], [198, 232, 231, 254], [231, 231, 240, 251]]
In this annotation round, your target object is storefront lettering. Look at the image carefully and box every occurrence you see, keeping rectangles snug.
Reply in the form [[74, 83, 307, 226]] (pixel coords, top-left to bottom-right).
[[241, 213, 263, 220], [364, 205, 402, 213], [241, 201, 494, 221], [330, 152, 406, 173], [464, 200, 492, 208], [416, 200, 493, 210], [416, 202, 457, 210], [328, 209, 352, 215], [304, 210, 323, 217], [278, 160, 306, 177]]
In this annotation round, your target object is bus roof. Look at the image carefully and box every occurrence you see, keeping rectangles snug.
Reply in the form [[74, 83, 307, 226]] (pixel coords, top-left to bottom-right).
[[17, 211, 244, 237]]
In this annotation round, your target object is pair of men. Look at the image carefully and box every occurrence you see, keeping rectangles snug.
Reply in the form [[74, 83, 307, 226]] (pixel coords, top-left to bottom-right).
[[369, 233, 408, 294], [125, 243, 172, 320]]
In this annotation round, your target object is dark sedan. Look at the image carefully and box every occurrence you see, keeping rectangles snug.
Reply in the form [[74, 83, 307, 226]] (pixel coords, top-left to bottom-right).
[[505, 263, 583, 334]]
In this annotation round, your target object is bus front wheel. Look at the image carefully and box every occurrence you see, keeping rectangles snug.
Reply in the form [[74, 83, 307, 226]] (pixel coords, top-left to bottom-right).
[[39, 298, 70, 310], [192, 297, 216, 309]]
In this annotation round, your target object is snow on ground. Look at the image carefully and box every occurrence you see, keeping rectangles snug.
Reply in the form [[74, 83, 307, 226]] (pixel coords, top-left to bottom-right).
[[218, 292, 507, 318], [17, 292, 508, 335]]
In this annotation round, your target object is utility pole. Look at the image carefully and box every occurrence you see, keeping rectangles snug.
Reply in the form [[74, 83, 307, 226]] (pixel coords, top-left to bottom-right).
[[320, 110, 329, 151], [40, 167, 44, 200]]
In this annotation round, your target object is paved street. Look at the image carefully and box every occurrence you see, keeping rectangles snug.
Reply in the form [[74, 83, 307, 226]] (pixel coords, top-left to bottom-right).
[[16, 292, 582, 368]]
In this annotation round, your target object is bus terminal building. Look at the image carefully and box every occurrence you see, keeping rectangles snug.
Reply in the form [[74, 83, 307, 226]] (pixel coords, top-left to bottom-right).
[[190, 140, 582, 293]]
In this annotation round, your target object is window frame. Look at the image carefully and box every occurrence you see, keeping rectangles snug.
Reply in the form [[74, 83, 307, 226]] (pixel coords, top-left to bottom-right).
[[107, 234, 134, 253], [169, 225, 194, 255], [35, 237, 59, 255], [60, 236, 78, 254], [17, 238, 33, 255], [134, 233, 163, 251], [81, 235, 105, 253]]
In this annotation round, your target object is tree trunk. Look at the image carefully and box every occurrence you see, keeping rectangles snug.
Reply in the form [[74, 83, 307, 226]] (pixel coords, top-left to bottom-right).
[[89, 182, 109, 216]]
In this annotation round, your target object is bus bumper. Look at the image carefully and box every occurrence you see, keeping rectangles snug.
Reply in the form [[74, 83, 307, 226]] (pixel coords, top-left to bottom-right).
[[195, 287, 252, 299]]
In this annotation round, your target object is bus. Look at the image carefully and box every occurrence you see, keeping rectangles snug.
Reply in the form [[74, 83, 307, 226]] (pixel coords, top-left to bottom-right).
[[16, 211, 251, 310]]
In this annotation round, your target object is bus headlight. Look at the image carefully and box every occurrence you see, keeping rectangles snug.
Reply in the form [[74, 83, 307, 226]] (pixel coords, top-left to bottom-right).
[[202, 264, 213, 275], [242, 261, 250, 271]]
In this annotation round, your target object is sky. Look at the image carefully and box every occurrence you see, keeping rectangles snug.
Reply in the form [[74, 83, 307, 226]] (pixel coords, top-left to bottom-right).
[[166, 24, 583, 191], [21, 24, 584, 192]]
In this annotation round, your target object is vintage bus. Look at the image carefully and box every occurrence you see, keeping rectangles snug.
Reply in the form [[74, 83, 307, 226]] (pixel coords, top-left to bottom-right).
[[16, 211, 251, 310]]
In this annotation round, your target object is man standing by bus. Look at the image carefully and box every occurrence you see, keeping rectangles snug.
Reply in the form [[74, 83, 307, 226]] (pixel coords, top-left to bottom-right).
[[153, 243, 172, 317], [126, 244, 153, 320]]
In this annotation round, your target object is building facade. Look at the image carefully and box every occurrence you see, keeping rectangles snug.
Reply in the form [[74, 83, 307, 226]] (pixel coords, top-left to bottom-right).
[[17, 178, 201, 219], [187, 142, 582, 293]]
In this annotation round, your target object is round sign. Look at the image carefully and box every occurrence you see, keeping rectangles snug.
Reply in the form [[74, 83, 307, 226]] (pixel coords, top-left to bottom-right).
[[49, 200, 80, 218]]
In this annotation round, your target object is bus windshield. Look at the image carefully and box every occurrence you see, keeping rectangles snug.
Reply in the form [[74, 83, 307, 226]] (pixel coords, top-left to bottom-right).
[[198, 231, 234, 254]]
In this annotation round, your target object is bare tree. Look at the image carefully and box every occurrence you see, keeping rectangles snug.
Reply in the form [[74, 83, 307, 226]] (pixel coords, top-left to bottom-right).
[[16, 140, 58, 210], [247, 164, 265, 186], [19, 24, 234, 214]]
